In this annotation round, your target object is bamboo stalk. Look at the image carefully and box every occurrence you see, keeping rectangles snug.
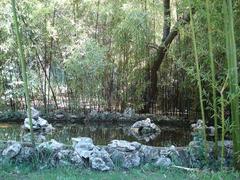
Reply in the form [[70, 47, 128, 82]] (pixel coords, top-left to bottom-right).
[[220, 75, 228, 170], [188, 0, 208, 159], [11, 0, 35, 146], [205, 0, 218, 158], [223, 0, 240, 169]]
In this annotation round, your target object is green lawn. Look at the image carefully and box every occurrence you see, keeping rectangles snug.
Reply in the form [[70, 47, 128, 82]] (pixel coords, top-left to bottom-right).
[[0, 164, 239, 180]]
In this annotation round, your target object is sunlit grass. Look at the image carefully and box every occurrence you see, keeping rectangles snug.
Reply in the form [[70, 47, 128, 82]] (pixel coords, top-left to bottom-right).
[[0, 163, 240, 180]]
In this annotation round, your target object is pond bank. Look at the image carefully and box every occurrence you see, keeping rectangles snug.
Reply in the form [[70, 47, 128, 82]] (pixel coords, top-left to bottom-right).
[[0, 137, 233, 172], [0, 110, 189, 126]]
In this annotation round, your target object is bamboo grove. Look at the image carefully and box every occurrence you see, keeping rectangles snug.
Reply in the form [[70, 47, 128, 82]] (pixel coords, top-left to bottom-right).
[[0, 0, 239, 169]]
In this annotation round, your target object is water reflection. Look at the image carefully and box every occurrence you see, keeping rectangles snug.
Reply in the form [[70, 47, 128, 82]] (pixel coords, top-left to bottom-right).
[[0, 122, 191, 147]]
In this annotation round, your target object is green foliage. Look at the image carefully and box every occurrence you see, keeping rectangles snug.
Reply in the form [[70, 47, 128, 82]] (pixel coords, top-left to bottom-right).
[[64, 39, 107, 96], [113, 9, 152, 59]]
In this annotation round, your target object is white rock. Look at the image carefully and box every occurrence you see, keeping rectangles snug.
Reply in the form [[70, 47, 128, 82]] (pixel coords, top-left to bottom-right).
[[39, 139, 64, 151], [2, 142, 22, 158], [73, 137, 95, 158], [37, 117, 48, 127], [45, 124, 55, 132], [154, 157, 172, 167], [91, 157, 110, 171], [24, 118, 39, 130], [108, 140, 141, 152]]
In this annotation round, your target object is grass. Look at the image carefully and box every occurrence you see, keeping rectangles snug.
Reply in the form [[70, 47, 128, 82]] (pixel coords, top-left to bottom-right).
[[0, 163, 240, 180]]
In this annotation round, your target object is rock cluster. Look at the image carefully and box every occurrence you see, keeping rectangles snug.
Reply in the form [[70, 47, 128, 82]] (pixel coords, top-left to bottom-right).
[[189, 120, 233, 167], [23, 108, 54, 132], [0, 138, 183, 171], [0, 136, 233, 171], [191, 119, 215, 137]]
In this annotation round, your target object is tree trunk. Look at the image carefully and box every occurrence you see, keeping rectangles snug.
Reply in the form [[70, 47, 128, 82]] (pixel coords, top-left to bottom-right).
[[162, 0, 171, 42], [143, 2, 192, 113]]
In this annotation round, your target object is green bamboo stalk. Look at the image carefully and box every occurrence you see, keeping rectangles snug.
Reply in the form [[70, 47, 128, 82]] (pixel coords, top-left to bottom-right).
[[205, 0, 218, 159], [220, 76, 228, 170], [11, 0, 35, 146], [223, 0, 240, 169], [188, 0, 208, 159]]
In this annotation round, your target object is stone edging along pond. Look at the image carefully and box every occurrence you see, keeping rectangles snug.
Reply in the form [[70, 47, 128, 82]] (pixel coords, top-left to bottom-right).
[[0, 137, 233, 171]]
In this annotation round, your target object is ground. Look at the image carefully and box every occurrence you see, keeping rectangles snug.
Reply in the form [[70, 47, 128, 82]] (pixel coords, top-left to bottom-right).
[[0, 164, 239, 180]]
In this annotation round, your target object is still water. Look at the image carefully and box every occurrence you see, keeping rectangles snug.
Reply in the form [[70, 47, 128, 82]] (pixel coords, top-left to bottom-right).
[[0, 122, 191, 147]]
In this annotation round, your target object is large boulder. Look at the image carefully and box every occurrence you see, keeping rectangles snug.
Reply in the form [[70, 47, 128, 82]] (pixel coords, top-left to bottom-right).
[[130, 118, 160, 142], [131, 118, 160, 134], [105, 140, 142, 169], [72, 137, 114, 171], [72, 137, 95, 158], [2, 141, 22, 158], [89, 148, 114, 171]]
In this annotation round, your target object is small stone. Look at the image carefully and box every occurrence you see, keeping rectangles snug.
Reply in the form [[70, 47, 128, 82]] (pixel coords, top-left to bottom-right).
[[123, 108, 135, 118], [55, 114, 64, 119], [70, 115, 78, 119]]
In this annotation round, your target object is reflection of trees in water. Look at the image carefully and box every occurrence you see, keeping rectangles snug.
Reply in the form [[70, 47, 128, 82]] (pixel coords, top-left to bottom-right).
[[0, 123, 22, 141], [0, 123, 191, 146]]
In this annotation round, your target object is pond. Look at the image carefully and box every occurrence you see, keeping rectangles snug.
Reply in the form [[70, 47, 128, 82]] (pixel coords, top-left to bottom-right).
[[0, 122, 191, 147]]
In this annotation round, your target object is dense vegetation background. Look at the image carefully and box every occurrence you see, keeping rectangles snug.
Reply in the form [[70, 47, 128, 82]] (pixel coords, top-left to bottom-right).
[[0, 0, 240, 171], [1, 0, 238, 117]]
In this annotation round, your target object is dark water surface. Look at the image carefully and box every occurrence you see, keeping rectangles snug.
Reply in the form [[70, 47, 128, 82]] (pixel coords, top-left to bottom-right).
[[0, 122, 191, 147]]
